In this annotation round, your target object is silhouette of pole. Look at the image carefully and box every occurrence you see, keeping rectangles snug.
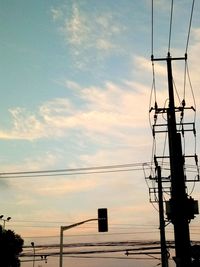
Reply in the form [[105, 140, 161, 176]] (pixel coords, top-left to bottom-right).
[[166, 52, 191, 267], [31, 242, 35, 267], [157, 166, 169, 267], [59, 218, 98, 267]]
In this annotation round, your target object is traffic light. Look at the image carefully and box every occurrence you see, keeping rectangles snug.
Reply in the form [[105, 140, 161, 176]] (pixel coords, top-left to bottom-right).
[[98, 208, 108, 232]]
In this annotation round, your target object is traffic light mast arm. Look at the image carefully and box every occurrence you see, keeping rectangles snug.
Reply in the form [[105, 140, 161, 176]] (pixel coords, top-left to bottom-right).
[[60, 218, 97, 267], [60, 209, 108, 267], [61, 218, 97, 231]]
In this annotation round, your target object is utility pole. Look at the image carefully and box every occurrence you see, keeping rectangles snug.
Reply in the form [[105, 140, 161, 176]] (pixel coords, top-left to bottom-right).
[[149, 53, 199, 267], [157, 166, 169, 267], [166, 53, 191, 267], [152, 52, 193, 267]]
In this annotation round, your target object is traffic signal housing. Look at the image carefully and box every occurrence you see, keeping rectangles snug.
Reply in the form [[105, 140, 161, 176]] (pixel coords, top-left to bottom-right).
[[98, 208, 108, 232]]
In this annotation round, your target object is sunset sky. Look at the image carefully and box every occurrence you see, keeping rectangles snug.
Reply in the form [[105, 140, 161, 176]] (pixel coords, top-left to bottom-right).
[[0, 1, 200, 266]]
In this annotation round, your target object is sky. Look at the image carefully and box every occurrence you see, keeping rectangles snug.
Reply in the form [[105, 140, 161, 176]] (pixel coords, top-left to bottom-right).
[[0, 0, 200, 266]]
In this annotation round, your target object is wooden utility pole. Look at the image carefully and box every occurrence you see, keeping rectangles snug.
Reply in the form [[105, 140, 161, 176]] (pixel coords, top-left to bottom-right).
[[166, 53, 191, 267], [151, 52, 194, 267]]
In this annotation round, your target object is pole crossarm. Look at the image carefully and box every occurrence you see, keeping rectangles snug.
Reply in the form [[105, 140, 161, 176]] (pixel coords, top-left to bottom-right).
[[151, 53, 186, 62]]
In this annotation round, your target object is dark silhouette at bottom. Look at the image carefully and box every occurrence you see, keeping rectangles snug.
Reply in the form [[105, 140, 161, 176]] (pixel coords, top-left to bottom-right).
[[191, 245, 200, 267], [0, 225, 24, 266]]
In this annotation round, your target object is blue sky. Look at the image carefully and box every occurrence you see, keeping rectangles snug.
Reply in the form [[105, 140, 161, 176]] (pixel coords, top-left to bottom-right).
[[0, 1, 200, 266]]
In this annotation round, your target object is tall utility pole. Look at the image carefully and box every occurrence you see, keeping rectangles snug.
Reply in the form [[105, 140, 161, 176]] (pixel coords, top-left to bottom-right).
[[166, 53, 191, 267], [152, 52, 193, 267]]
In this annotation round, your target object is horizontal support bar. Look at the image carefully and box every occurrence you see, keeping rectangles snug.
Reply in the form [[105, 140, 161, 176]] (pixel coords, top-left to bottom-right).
[[152, 56, 186, 61]]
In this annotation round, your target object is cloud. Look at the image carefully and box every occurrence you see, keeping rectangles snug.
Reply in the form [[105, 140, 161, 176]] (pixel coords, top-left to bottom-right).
[[64, 3, 88, 46], [52, 2, 126, 69], [1, 26, 199, 145], [0, 79, 150, 143], [0, 107, 45, 140], [50, 7, 63, 21], [64, 3, 125, 50], [0, 152, 61, 176], [36, 176, 101, 196]]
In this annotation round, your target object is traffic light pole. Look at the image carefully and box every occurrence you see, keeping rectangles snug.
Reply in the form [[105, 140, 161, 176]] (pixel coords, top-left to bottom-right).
[[153, 53, 191, 267], [59, 209, 108, 267], [59, 218, 97, 267]]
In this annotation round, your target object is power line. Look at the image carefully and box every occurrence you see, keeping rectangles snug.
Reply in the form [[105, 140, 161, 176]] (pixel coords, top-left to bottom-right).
[[0, 162, 148, 175], [0, 162, 153, 179], [151, 0, 154, 56], [0, 167, 147, 179], [0, 162, 199, 179], [185, 0, 195, 54], [168, 0, 174, 52]]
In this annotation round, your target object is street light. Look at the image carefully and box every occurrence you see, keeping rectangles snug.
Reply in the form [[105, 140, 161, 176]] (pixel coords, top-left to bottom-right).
[[0, 215, 11, 229], [59, 209, 108, 267]]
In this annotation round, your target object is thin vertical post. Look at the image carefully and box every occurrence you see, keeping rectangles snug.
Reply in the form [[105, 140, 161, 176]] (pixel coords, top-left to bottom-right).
[[157, 166, 168, 267], [60, 227, 64, 267], [59, 218, 99, 267]]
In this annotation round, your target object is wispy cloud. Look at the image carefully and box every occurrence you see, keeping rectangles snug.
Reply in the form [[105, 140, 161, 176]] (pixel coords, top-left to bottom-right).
[[50, 7, 63, 21], [0, 80, 149, 142], [52, 2, 126, 69], [1, 25, 200, 143]]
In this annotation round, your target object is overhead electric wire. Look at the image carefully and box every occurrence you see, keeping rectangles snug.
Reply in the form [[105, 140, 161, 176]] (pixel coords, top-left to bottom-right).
[[149, 0, 199, 202], [185, 0, 195, 54], [168, 0, 174, 52], [0, 162, 150, 179], [0, 161, 198, 179], [151, 0, 154, 57], [0, 163, 144, 175], [0, 162, 148, 178], [61, 255, 161, 261], [0, 168, 146, 179]]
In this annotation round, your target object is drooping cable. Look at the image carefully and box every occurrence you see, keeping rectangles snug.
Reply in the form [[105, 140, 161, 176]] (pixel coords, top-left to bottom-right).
[[172, 79, 181, 107], [186, 61, 199, 179], [186, 61, 196, 114], [186, 61, 197, 155], [161, 130, 168, 168]]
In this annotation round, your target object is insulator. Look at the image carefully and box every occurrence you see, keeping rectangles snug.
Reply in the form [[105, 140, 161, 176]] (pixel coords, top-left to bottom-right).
[[155, 101, 158, 111], [195, 154, 198, 165], [152, 127, 155, 138], [182, 99, 186, 107], [181, 125, 184, 137], [154, 156, 158, 167], [180, 108, 184, 121], [180, 112, 183, 120], [185, 53, 187, 60], [193, 127, 196, 136], [154, 114, 157, 124]]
